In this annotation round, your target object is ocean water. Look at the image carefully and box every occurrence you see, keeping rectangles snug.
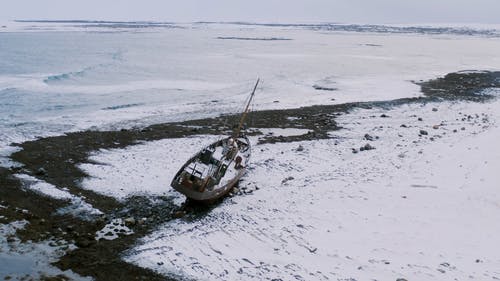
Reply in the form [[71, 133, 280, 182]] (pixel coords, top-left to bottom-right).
[[2, 22, 500, 167], [0, 29, 261, 165]]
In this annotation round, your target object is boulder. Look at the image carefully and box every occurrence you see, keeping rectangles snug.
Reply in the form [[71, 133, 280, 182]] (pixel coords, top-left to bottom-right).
[[361, 143, 375, 151], [124, 217, 135, 226], [36, 167, 47, 176]]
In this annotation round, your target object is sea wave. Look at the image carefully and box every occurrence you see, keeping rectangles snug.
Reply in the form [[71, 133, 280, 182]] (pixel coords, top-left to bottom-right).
[[43, 50, 122, 84], [102, 103, 144, 110], [43, 68, 88, 83]]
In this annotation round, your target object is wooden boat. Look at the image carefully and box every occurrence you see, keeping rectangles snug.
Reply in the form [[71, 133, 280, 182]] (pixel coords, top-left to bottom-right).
[[171, 79, 259, 202]]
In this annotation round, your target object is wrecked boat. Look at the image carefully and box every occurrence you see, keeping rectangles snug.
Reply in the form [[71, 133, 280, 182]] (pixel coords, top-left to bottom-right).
[[171, 79, 259, 202]]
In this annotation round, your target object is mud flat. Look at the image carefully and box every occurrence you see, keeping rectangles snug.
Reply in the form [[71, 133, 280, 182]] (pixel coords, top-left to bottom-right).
[[0, 71, 499, 280]]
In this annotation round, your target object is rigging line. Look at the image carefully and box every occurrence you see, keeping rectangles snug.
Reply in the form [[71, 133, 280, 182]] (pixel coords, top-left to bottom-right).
[[248, 79, 259, 131], [233, 78, 259, 138]]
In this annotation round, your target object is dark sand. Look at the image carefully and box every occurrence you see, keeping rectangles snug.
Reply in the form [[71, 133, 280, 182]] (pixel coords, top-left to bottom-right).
[[0, 71, 499, 280]]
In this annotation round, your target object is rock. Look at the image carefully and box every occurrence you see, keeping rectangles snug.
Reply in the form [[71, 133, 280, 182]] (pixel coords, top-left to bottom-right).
[[157, 261, 164, 266], [9, 166, 22, 172], [432, 125, 440, 129], [432, 107, 438, 112], [380, 114, 389, 118], [400, 124, 408, 128], [281, 176, 294, 184], [296, 145, 304, 152], [396, 279, 408, 281], [461, 127, 466, 130], [418, 117, 423, 121], [6, 236, 16, 243], [104, 231, 114, 236], [124, 217, 136, 226], [75, 237, 93, 248], [361, 143, 375, 151], [352, 148, 358, 154], [453, 129, 458, 133], [419, 130, 428, 135], [364, 133, 374, 141], [173, 210, 186, 218], [36, 167, 47, 176]]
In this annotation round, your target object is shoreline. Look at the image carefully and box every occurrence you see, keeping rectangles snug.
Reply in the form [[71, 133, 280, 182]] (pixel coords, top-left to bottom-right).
[[1, 71, 499, 280]]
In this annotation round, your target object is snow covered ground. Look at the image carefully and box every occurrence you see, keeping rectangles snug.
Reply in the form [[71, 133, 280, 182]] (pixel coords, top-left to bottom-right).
[[77, 95, 500, 280]]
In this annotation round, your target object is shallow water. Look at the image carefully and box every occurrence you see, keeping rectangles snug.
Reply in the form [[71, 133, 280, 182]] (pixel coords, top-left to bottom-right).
[[0, 253, 36, 278]]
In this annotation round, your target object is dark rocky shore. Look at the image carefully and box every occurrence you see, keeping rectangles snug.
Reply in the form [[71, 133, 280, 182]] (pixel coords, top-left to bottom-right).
[[0, 71, 499, 280]]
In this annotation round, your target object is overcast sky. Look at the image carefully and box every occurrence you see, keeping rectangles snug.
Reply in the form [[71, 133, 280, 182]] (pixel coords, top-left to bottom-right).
[[2, 0, 500, 24]]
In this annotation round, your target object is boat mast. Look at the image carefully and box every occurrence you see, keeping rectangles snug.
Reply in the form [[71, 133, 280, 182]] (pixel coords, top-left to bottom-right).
[[233, 78, 259, 138]]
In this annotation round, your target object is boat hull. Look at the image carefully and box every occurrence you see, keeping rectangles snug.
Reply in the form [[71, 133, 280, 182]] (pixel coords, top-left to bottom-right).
[[171, 136, 250, 202]]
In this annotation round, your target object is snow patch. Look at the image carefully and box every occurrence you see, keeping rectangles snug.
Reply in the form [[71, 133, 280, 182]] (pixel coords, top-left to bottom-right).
[[257, 128, 310, 137], [79, 136, 221, 201], [15, 174, 102, 217], [95, 218, 134, 241]]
